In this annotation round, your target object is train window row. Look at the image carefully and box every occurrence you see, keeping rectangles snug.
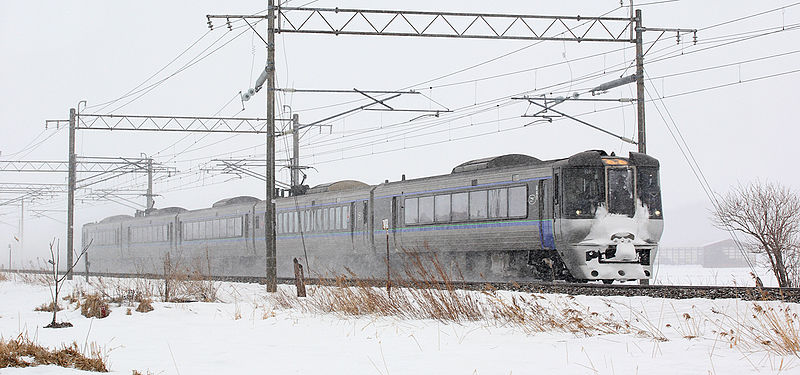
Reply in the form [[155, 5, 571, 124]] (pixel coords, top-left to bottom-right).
[[89, 229, 119, 245], [405, 186, 527, 225], [276, 205, 351, 234], [182, 217, 243, 241], [130, 225, 170, 244]]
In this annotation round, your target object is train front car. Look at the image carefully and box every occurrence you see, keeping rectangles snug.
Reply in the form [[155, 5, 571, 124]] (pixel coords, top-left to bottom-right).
[[555, 150, 663, 283]]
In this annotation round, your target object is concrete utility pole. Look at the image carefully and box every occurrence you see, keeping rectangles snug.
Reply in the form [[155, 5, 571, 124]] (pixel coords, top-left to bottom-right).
[[67, 108, 76, 280], [265, 0, 277, 292], [635, 9, 647, 154], [291, 113, 300, 189]]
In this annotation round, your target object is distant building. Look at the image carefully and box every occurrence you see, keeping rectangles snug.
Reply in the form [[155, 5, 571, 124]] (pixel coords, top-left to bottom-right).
[[702, 239, 758, 268], [656, 239, 757, 268]]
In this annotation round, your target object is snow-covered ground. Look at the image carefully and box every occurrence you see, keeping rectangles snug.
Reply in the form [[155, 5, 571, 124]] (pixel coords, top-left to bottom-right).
[[652, 264, 777, 287], [1, 269, 798, 375]]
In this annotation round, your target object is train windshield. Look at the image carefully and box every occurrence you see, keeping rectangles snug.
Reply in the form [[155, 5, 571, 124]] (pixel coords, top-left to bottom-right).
[[637, 167, 662, 218], [563, 167, 605, 218], [607, 167, 635, 217]]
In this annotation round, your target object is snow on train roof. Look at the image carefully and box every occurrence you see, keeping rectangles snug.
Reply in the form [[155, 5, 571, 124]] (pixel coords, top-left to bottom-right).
[[212, 196, 261, 208], [307, 180, 370, 194], [451, 154, 543, 174]]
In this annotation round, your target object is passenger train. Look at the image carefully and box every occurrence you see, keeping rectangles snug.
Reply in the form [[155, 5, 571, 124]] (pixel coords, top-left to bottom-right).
[[82, 150, 663, 283]]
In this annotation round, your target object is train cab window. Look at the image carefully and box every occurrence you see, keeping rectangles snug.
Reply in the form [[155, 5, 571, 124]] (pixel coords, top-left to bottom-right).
[[434, 194, 451, 222], [564, 167, 606, 218], [607, 167, 635, 217], [508, 186, 528, 218], [404, 197, 419, 224], [451, 192, 469, 221], [469, 190, 488, 219], [488, 188, 508, 218], [418, 196, 434, 224], [637, 167, 662, 218]]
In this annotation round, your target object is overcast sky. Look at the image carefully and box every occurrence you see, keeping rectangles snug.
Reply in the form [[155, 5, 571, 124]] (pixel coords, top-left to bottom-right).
[[2, 0, 799, 265]]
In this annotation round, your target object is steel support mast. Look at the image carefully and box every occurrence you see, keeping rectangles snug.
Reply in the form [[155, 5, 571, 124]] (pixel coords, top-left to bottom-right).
[[67, 108, 76, 280], [635, 9, 647, 154], [265, 0, 277, 292]]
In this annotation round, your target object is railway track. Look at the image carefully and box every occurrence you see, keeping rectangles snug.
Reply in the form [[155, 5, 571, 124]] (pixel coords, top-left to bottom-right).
[[4, 269, 797, 303]]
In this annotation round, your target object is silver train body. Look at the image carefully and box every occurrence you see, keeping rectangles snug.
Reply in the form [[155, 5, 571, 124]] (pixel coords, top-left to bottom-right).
[[82, 150, 663, 283]]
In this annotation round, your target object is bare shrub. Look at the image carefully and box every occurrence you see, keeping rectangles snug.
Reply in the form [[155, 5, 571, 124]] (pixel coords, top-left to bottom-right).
[[42, 238, 91, 328], [712, 181, 800, 287], [0, 272, 7, 281], [135, 298, 154, 313], [80, 294, 110, 319], [0, 333, 108, 371]]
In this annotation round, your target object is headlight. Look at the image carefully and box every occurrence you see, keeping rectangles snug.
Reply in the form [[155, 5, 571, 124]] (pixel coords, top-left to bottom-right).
[[575, 210, 582, 216], [654, 210, 661, 216]]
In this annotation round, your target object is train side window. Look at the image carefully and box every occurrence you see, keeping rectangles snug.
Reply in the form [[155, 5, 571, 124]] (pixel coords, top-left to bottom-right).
[[508, 186, 527, 218], [227, 218, 235, 237], [255, 215, 260, 229], [336, 206, 343, 229], [316, 209, 323, 231], [451, 192, 469, 221], [418, 196, 434, 224], [362, 201, 368, 225], [488, 188, 508, 218], [404, 198, 419, 224], [469, 190, 488, 219], [343, 205, 350, 229], [434, 194, 451, 222]]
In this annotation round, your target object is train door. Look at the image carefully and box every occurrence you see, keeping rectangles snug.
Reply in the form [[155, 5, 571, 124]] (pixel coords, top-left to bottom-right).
[[391, 196, 399, 248], [538, 178, 555, 250], [354, 200, 369, 253]]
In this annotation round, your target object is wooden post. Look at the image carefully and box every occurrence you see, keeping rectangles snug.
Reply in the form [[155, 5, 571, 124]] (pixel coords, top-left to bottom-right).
[[293, 258, 306, 297], [383, 218, 391, 296]]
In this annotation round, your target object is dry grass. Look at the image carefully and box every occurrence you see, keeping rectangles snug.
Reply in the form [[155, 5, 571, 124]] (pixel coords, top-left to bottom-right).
[[80, 294, 111, 319], [34, 301, 63, 313], [0, 272, 8, 281], [160, 250, 220, 303], [268, 252, 660, 339], [90, 277, 157, 305], [135, 298, 154, 313], [0, 333, 108, 372], [712, 302, 800, 356]]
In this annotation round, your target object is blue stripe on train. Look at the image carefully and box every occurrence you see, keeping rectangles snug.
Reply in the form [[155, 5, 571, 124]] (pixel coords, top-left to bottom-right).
[[127, 219, 556, 245], [539, 220, 555, 250]]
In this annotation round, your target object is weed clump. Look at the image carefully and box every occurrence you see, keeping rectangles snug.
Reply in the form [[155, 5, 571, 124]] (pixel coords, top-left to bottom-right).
[[0, 334, 108, 372], [80, 294, 110, 319], [34, 301, 63, 312], [135, 298, 154, 313]]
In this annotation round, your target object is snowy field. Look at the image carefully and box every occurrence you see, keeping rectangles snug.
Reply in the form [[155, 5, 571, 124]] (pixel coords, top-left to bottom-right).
[[652, 264, 777, 287], [1, 269, 798, 375]]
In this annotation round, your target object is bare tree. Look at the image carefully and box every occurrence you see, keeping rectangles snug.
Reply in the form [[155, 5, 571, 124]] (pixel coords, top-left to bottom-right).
[[44, 238, 91, 328], [711, 181, 800, 288]]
